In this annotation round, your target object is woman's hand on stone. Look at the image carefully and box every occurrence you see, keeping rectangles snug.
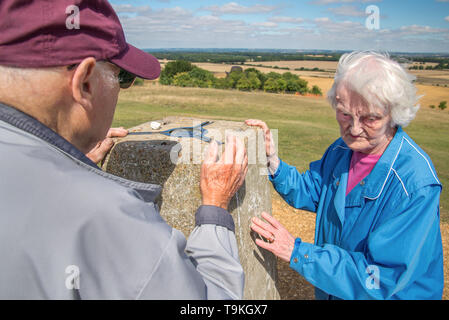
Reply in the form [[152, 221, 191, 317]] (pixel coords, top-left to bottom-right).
[[251, 212, 295, 263], [245, 119, 279, 175]]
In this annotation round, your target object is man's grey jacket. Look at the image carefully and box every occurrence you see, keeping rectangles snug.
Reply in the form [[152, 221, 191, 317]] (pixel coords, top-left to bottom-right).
[[0, 102, 244, 299]]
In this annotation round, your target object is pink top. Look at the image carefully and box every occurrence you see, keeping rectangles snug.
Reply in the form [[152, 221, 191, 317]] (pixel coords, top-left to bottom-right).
[[346, 152, 382, 196]]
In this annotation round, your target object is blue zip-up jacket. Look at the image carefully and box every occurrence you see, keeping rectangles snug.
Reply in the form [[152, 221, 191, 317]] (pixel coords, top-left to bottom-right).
[[270, 127, 444, 300]]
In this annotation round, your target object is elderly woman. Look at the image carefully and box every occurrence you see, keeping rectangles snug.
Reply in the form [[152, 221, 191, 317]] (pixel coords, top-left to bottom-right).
[[247, 51, 444, 300]]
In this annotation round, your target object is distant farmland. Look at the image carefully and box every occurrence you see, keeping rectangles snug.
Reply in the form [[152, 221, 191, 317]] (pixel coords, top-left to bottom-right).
[[168, 60, 449, 108]]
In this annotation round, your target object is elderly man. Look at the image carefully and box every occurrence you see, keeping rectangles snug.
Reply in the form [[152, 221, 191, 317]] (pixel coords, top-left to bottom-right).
[[0, 0, 247, 299], [248, 51, 444, 300]]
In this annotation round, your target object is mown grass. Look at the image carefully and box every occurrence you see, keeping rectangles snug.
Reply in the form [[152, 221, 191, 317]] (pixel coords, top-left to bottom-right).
[[113, 82, 449, 223]]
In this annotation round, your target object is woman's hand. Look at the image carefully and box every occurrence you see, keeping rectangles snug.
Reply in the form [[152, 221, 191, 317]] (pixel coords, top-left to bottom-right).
[[200, 136, 248, 210], [86, 127, 128, 164], [251, 212, 295, 263], [245, 119, 279, 175]]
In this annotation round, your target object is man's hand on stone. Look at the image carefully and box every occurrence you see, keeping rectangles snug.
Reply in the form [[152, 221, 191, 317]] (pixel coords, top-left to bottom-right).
[[86, 127, 128, 164], [200, 135, 248, 210]]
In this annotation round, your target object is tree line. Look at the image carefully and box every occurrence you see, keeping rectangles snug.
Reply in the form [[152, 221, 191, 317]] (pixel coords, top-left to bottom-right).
[[159, 60, 323, 95], [151, 51, 341, 64], [409, 63, 449, 70]]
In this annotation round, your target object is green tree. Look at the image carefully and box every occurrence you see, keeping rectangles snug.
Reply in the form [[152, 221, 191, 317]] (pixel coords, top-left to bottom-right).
[[159, 60, 194, 85], [236, 75, 252, 91], [188, 67, 214, 83], [213, 77, 233, 90], [227, 69, 244, 89], [172, 72, 194, 87], [266, 72, 282, 80], [282, 72, 299, 81], [276, 78, 288, 93], [311, 85, 323, 96], [247, 72, 262, 90], [438, 101, 447, 110], [188, 67, 215, 88], [263, 78, 279, 93], [285, 79, 302, 93], [245, 68, 267, 86]]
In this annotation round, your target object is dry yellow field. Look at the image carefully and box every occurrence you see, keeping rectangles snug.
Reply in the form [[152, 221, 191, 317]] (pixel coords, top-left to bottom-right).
[[245, 60, 338, 72], [411, 69, 449, 86], [299, 76, 449, 108], [193, 62, 335, 79]]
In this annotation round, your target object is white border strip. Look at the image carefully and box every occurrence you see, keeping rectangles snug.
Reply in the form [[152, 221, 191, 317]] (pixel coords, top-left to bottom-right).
[[403, 137, 441, 185], [391, 168, 409, 197], [364, 138, 404, 200]]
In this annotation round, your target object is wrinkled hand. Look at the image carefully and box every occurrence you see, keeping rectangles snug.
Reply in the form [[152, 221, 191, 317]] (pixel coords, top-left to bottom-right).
[[251, 212, 295, 262], [200, 136, 248, 210], [245, 119, 279, 174], [86, 127, 128, 164], [245, 119, 277, 158]]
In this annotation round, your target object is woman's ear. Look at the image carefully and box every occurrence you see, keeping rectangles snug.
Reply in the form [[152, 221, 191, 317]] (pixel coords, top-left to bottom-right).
[[71, 57, 97, 110]]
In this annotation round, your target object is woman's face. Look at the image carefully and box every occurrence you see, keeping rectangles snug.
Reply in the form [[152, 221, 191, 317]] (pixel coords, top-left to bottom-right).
[[335, 84, 396, 155]]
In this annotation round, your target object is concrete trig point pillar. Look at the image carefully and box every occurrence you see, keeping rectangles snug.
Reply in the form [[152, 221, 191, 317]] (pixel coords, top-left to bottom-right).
[[102, 116, 280, 300]]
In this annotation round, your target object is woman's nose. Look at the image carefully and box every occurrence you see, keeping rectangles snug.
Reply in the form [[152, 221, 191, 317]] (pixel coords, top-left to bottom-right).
[[350, 119, 363, 135]]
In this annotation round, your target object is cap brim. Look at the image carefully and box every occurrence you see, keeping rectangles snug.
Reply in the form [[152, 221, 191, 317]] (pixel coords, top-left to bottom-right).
[[109, 44, 161, 80]]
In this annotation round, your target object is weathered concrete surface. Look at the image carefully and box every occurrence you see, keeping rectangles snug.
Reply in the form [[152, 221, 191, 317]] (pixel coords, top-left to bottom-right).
[[102, 117, 280, 300]]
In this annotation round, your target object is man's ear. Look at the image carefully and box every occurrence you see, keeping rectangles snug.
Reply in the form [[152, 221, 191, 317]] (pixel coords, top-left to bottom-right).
[[71, 57, 97, 110]]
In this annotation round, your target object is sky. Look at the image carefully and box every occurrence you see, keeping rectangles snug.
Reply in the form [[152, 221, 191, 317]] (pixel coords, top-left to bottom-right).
[[108, 0, 449, 53]]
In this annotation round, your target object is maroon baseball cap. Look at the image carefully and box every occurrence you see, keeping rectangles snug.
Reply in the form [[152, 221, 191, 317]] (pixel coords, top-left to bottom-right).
[[0, 0, 161, 80]]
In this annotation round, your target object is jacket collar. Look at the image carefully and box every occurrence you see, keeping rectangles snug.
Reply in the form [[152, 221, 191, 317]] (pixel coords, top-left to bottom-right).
[[0, 102, 162, 203], [0, 102, 99, 169], [362, 126, 405, 200]]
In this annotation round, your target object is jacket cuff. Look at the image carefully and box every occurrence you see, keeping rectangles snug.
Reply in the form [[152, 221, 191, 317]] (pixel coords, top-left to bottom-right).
[[290, 238, 314, 272], [268, 158, 285, 181], [195, 205, 235, 233]]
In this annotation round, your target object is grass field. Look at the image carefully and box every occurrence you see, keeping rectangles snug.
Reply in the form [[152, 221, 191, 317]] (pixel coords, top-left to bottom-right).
[[113, 81, 449, 223]]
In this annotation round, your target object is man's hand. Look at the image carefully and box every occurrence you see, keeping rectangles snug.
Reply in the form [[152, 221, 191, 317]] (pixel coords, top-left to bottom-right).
[[86, 127, 128, 164], [200, 136, 248, 210]]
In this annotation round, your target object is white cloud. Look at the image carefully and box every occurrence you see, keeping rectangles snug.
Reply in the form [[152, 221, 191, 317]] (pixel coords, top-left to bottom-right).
[[201, 2, 279, 15], [327, 5, 367, 17], [311, 0, 381, 5], [400, 24, 447, 34], [269, 16, 304, 24], [252, 22, 278, 28], [112, 4, 151, 14], [111, 3, 449, 52]]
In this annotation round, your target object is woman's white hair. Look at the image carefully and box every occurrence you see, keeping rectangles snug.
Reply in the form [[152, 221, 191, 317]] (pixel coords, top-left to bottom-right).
[[327, 51, 421, 128]]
